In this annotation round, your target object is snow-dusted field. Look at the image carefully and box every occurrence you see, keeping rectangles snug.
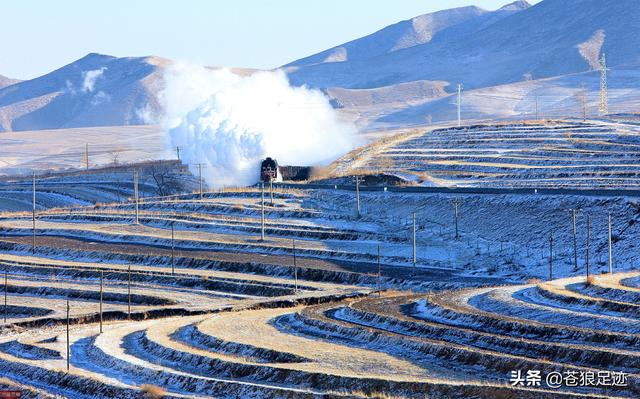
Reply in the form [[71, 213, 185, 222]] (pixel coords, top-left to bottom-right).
[[0, 174, 635, 396], [0, 125, 170, 176], [0, 122, 638, 397], [333, 120, 640, 189]]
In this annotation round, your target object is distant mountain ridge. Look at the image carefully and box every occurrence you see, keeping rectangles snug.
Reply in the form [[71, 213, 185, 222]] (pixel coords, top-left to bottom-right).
[[1, 0, 640, 132], [285, 0, 640, 90], [0, 53, 165, 132], [0, 74, 20, 89], [288, 1, 530, 68]]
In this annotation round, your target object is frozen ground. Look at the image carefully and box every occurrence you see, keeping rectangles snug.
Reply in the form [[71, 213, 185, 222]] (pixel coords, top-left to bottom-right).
[[0, 119, 638, 396], [0, 125, 170, 176], [0, 160, 198, 212], [0, 183, 636, 397], [329, 120, 640, 189]]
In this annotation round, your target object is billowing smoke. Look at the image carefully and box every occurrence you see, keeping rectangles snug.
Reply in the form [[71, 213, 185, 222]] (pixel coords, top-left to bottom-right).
[[82, 67, 107, 92], [162, 63, 357, 188], [577, 29, 605, 70]]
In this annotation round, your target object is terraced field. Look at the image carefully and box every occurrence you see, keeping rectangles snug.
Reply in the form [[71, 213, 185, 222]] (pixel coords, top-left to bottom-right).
[[315, 271, 640, 398], [0, 177, 637, 397], [0, 160, 197, 212], [338, 121, 640, 188]]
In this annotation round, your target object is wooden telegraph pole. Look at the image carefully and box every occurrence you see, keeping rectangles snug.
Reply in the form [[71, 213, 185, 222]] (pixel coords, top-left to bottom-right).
[[377, 244, 381, 297], [269, 177, 274, 206], [171, 223, 175, 275], [608, 212, 613, 274], [292, 239, 298, 293], [127, 265, 132, 319], [451, 199, 462, 239], [66, 300, 70, 372], [355, 176, 361, 218], [85, 143, 89, 171], [99, 271, 103, 334], [196, 163, 205, 200], [261, 183, 265, 241], [412, 211, 417, 276], [586, 215, 591, 279], [133, 170, 139, 224], [32, 172, 36, 254], [548, 233, 553, 281], [572, 209, 578, 272], [3, 270, 7, 323]]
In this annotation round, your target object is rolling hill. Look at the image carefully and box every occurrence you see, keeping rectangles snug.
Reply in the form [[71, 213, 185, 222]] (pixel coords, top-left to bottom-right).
[[0, 74, 20, 89], [284, 0, 640, 90], [1, 0, 639, 133], [0, 53, 166, 132], [288, 1, 530, 68]]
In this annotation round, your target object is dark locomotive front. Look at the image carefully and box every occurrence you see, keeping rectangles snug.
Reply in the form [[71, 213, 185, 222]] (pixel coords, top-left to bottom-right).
[[260, 157, 278, 182]]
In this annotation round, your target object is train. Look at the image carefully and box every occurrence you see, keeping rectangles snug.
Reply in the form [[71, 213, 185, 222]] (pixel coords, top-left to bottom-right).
[[260, 157, 279, 182], [260, 157, 312, 182]]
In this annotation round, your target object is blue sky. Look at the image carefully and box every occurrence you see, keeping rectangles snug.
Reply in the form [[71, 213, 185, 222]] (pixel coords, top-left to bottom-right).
[[2, 0, 540, 79]]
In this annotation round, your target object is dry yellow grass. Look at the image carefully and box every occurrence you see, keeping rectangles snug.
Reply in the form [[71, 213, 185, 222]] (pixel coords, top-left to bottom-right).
[[140, 384, 166, 398]]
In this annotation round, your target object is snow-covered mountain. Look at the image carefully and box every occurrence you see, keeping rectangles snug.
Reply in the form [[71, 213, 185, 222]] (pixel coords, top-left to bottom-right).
[[1, 0, 639, 133], [288, 1, 530, 68], [285, 0, 640, 90], [0, 74, 20, 89], [0, 53, 166, 132]]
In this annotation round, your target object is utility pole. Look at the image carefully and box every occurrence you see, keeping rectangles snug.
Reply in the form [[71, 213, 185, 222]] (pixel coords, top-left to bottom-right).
[[133, 170, 139, 224], [171, 223, 175, 275], [269, 177, 274, 206], [608, 212, 613, 274], [535, 96, 539, 120], [412, 211, 417, 275], [572, 209, 578, 272], [377, 244, 381, 297], [66, 300, 70, 372], [3, 270, 7, 323], [457, 84, 463, 127], [599, 53, 608, 116], [355, 176, 361, 218], [548, 233, 553, 281], [99, 271, 103, 334], [175, 146, 182, 161], [292, 239, 297, 293], [85, 143, 89, 171], [586, 215, 591, 278], [127, 264, 131, 319], [260, 183, 265, 241], [32, 172, 36, 254], [196, 163, 205, 199], [451, 199, 462, 239]]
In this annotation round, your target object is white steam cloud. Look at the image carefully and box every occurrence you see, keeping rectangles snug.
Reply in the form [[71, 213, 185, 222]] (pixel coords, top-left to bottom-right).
[[82, 67, 107, 93], [162, 63, 357, 188], [577, 30, 605, 71]]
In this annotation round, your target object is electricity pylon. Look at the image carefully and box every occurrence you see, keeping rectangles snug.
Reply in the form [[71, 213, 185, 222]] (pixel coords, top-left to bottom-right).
[[599, 53, 608, 116]]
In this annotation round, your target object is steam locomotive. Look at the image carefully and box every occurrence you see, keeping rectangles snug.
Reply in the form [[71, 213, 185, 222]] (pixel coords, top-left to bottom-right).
[[260, 157, 279, 182], [260, 157, 312, 182]]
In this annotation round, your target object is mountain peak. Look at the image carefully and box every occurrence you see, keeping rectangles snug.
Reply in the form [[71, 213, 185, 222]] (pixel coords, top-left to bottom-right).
[[77, 52, 116, 62], [498, 0, 531, 11], [0, 74, 20, 89]]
